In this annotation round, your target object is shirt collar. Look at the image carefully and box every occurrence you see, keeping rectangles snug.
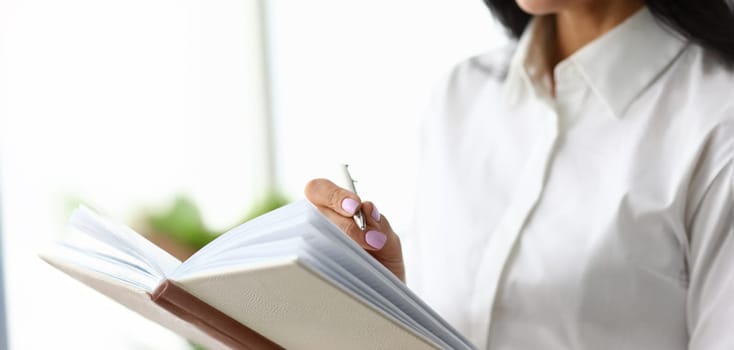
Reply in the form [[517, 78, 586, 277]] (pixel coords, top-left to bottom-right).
[[503, 6, 689, 118]]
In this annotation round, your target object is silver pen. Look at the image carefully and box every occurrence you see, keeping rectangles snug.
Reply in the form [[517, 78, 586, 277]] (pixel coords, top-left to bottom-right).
[[342, 164, 366, 230]]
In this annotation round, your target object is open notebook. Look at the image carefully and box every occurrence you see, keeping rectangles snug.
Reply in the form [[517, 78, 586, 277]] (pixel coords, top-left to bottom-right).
[[41, 199, 475, 350]]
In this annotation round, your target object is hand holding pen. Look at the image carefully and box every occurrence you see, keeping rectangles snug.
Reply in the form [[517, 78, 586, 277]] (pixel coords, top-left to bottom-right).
[[304, 168, 405, 282]]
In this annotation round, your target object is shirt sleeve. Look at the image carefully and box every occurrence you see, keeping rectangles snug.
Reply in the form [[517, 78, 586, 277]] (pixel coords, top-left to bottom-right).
[[403, 67, 451, 293], [686, 157, 734, 350], [404, 57, 468, 293]]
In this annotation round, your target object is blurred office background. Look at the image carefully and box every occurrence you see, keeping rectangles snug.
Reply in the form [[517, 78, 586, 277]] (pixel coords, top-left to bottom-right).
[[0, 0, 506, 348]]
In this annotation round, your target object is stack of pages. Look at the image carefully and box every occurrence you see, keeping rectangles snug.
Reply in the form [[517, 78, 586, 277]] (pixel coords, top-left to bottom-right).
[[42, 199, 475, 350]]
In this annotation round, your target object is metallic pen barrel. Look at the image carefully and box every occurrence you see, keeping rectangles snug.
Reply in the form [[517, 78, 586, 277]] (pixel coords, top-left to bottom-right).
[[342, 164, 367, 230]]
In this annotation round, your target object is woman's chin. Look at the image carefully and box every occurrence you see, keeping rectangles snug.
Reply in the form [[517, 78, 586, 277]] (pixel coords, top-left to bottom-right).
[[515, 0, 567, 15]]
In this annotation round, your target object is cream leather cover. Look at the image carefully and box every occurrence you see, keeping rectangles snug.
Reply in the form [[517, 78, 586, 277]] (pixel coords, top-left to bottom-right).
[[176, 258, 440, 350], [41, 255, 231, 350]]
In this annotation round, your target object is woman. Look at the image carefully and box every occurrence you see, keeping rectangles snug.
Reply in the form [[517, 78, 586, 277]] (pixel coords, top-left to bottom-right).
[[305, 0, 734, 348]]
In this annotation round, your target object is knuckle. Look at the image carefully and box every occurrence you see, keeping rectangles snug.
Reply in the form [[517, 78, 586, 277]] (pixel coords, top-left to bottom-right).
[[304, 178, 323, 197], [392, 234, 402, 248], [304, 178, 334, 203], [380, 215, 392, 228], [380, 252, 403, 266], [327, 186, 344, 209]]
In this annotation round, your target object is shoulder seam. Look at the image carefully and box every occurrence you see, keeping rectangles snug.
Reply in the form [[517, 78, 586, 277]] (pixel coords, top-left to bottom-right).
[[461, 43, 517, 82], [467, 55, 510, 81]]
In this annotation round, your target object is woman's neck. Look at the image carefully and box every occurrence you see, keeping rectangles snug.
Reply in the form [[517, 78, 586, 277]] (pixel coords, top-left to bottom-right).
[[552, 1, 644, 66]]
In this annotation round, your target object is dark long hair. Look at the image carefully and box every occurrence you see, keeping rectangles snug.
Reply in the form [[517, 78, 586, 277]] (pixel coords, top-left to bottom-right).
[[482, 0, 734, 65]]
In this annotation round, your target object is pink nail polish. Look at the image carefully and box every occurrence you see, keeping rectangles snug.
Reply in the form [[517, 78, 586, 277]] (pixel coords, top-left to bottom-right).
[[371, 204, 381, 222], [365, 230, 387, 249], [341, 198, 359, 215]]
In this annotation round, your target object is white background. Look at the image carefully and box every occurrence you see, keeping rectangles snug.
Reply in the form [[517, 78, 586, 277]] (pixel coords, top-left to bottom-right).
[[0, 0, 505, 348], [268, 1, 507, 231]]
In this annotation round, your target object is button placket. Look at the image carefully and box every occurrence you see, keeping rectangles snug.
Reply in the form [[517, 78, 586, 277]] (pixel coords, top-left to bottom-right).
[[468, 102, 561, 349]]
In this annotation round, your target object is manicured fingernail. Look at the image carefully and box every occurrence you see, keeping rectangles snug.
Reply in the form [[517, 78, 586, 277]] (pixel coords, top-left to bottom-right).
[[341, 198, 359, 215], [365, 230, 387, 249], [371, 204, 381, 222]]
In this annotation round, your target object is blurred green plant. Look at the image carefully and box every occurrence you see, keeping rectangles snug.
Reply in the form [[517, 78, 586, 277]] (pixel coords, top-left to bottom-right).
[[188, 342, 208, 350], [147, 196, 216, 250], [237, 189, 291, 226], [148, 189, 291, 250]]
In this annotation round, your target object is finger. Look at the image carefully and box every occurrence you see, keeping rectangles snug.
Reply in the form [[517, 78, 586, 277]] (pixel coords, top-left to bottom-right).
[[316, 205, 372, 249], [361, 201, 400, 252], [304, 178, 362, 217], [361, 202, 405, 281], [362, 200, 381, 224]]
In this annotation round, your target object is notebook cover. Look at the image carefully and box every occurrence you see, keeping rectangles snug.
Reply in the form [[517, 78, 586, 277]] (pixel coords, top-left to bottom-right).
[[151, 280, 283, 350], [40, 255, 232, 350], [43, 254, 441, 350], [175, 258, 441, 350]]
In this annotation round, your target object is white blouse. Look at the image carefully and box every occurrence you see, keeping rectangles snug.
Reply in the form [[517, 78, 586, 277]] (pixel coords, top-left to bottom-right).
[[407, 7, 734, 350]]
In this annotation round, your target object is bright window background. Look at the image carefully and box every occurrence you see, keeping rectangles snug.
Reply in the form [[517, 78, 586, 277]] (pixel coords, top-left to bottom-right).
[[268, 0, 507, 232], [0, 0, 269, 348], [0, 0, 506, 348]]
